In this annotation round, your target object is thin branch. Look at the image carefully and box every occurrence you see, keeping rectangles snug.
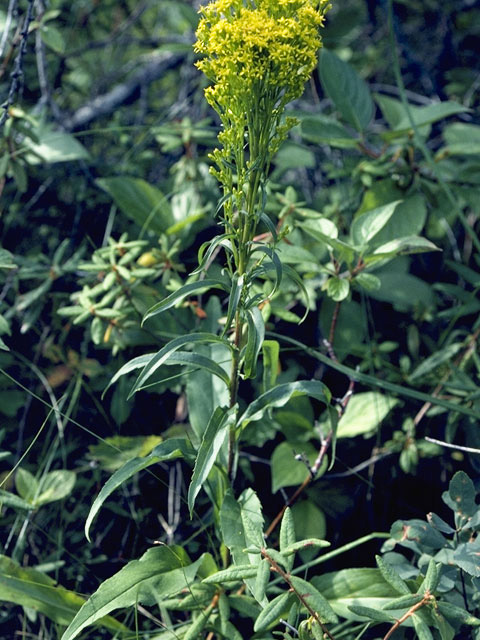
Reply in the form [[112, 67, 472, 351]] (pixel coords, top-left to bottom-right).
[[0, 0, 18, 59], [0, 0, 36, 128], [425, 437, 480, 455]]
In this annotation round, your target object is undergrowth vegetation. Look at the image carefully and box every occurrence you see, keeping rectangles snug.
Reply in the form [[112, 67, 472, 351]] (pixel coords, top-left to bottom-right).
[[1, 0, 480, 639]]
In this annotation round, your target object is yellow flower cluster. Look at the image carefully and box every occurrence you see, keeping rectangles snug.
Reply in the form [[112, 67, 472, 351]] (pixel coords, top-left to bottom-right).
[[194, 0, 330, 229]]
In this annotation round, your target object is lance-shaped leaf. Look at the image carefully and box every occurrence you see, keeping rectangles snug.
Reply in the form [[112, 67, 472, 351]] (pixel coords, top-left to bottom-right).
[[61, 547, 202, 640], [142, 279, 228, 323], [412, 613, 434, 640], [262, 339, 279, 393], [237, 381, 330, 430], [372, 235, 440, 257], [418, 559, 440, 594], [253, 592, 292, 632], [251, 245, 282, 298], [283, 539, 331, 556], [351, 201, 401, 246], [254, 559, 271, 603], [85, 438, 194, 541], [223, 273, 244, 336], [348, 604, 395, 623], [203, 565, 259, 584], [188, 405, 237, 516], [244, 305, 265, 379], [382, 593, 423, 610], [437, 601, 480, 626], [375, 555, 411, 595], [128, 333, 231, 399], [290, 576, 338, 623], [0, 490, 35, 511], [0, 555, 127, 631]]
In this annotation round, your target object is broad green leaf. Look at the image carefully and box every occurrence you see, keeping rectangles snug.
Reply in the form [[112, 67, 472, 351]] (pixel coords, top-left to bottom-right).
[[368, 272, 435, 310], [453, 539, 480, 577], [442, 122, 480, 155], [372, 236, 441, 258], [312, 568, 399, 621], [0, 555, 126, 631], [25, 127, 89, 164], [390, 519, 447, 552], [0, 490, 35, 511], [262, 340, 280, 393], [61, 546, 202, 640], [85, 438, 194, 541], [15, 468, 38, 503], [289, 576, 338, 623], [244, 306, 265, 379], [143, 279, 229, 322], [35, 470, 76, 507], [444, 471, 477, 519], [326, 277, 350, 302], [187, 405, 236, 516], [97, 177, 173, 236], [335, 392, 398, 438], [375, 555, 410, 595], [351, 201, 401, 246], [355, 273, 381, 291], [319, 50, 373, 132], [394, 100, 469, 132], [271, 441, 320, 493], [272, 142, 315, 176], [203, 565, 258, 584], [40, 24, 66, 53], [238, 381, 330, 430], [88, 435, 163, 472], [364, 194, 427, 244], [348, 604, 395, 622], [301, 115, 357, 148], [409, 343, 463, 382], [128, 333, 231, 399], [253, 592, 292, 632]]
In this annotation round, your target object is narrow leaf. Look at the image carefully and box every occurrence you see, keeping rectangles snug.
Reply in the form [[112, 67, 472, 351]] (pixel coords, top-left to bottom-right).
[[262, 340, 280, 393], [143, 279, 228, 322], [412, 613, 434, 640], [419, 559, 439, 594], [85, 439, 194, 541], [61, 547, 201, 640], [238, 381, 330, 430], [222, 274, 243, 336], [382, 593, 423, 610], [437, 601, 480, 626], [348, 604, 395, 622], [289, 576, 338, 623], [375, 555, 411, 595], [254, 559, 271, 603], [244, 306, 265, 379], [283, 539, 331, 556], [253, 592, 291, 632], [129, 333, 230, 399], [202, 565, 258, 584], [188, 406, 236, 517]]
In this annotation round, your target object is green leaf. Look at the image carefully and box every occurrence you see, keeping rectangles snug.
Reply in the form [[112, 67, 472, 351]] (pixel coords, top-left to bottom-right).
[[35, 470, 76, 507], [238, 381, 330, 430], [143, 279, 228, 322], [409, 343, 463, 382], [444, 471, 477, 519], [0, 490, 35, 511], [372, 236, 441, 258], [335, 392, 398, 438], [382, 593, 423, 610], [292, 502, 327, 547], [25, 127, 89, 164], [453, 539, 480, 577], [283, 539, 330, 556], [15, 468, 39, 503], [61, 546, 202, 640], [394, 100, 470, 132], [355, 273, 381, 291], [97, 177, 173, 236], [326, 277, 350, 302], [437, 601, 480, 626], [367, 272, 435, 310], [289, 576, 338, 623], [88, 435, 163, 472], [271, 441, 320, 493], [280, 508, 296, 555], [253, 592, 292, 632], [223, 273, 244, 336], [183, 607, 212, 640], [351, 201, 401, 246], [419, 559, 440, 594], [347, 604, 395, 622], [128, 333, 230, 399], [40, 24, 66, 53], [319, 50, 374, 132], [412, 613, 434, 640], [254, 559, 271, 602], [203, 565, 258, 584], [0, 555, 126, 631], [187, 405, 236, 517], [301, 115, 357, 148], [262, 340, 280, 393], [375, 555, 411, 595], [244, 306, 265, 379], [85, 438, 194, 541]]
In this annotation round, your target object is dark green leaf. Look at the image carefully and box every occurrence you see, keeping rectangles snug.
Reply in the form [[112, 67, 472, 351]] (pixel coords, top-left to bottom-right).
[[143, 279, 229, 322], [244, 306, 265, 379], [375, 555, 411, 595], [289, 576, 338, 623], [253, 592, 291, 632]]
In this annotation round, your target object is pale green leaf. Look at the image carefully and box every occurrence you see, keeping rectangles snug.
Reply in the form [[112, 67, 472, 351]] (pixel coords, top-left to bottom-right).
[[143, 279, 228, 322]]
